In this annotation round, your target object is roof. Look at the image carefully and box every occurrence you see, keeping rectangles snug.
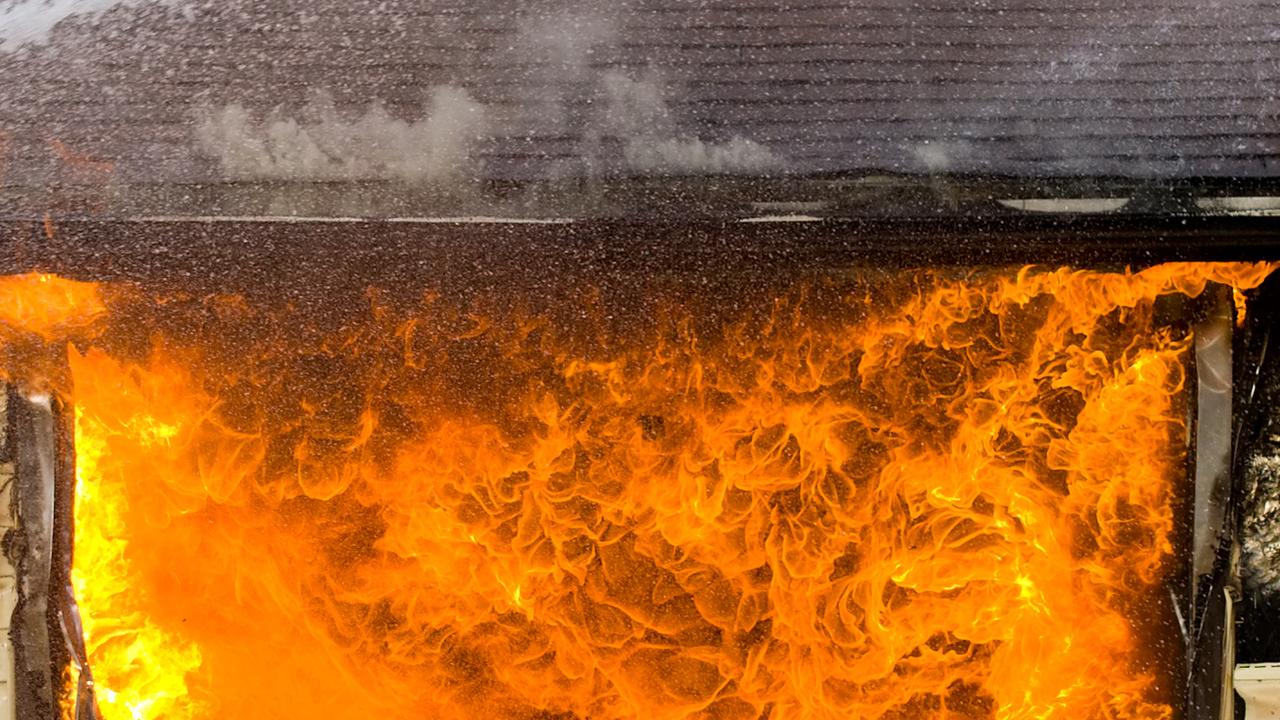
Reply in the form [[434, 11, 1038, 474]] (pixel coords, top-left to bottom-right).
[[0, 0, 1278, 217]]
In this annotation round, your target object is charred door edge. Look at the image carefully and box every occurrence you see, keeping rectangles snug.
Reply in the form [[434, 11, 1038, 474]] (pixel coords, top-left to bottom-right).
[[6, 391, 58, 720], [5, 391, 93, 720]]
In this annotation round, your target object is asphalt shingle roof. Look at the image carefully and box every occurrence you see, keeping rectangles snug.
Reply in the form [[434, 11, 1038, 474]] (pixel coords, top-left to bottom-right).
[[0, 0, 1277, 194]]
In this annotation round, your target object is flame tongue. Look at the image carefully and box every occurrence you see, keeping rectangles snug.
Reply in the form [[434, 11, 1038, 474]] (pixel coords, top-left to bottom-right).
[[0, 263, 1269, 720]]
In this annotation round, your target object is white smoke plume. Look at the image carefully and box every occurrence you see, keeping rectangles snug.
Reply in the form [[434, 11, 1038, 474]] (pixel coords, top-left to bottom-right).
[[505, 6, 619, 145], [599, 72, 784, 175], [516, 6, 617, 71], [195, 87, 487, 183], [912, 139, 981, 174], [624, 136, 786, 175]]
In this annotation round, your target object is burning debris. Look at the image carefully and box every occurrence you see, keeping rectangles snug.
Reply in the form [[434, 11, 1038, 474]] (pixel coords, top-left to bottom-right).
[[0, 263, 1272, 719]]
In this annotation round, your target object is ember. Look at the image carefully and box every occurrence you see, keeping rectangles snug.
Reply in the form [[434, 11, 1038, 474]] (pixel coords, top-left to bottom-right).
[[0, 262, 1272, 720]]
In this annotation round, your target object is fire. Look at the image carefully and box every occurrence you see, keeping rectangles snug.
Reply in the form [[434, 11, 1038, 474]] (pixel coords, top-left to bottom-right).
[[0, 262, 1272, 719], [0, 272, 103, 341]]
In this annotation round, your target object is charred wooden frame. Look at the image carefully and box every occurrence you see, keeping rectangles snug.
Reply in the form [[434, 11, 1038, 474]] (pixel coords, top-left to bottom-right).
[[6, 392, 64, 720]]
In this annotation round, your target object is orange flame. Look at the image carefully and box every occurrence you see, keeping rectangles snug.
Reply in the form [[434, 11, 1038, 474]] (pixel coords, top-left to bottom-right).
[[0, 262, 1272, 720], [0, 273, 103, 340]]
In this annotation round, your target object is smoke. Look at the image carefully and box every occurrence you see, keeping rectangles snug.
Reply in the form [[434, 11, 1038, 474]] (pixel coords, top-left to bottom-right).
[[0, 0, 175, 50], [193, 5, 782, 182], [194, 87, 488, 183], [624, 136, 786, 175], [600, 72, 785, 175], [502, 3, 786, 179], [516, 6, 617, 72], [504, 4, 618, 175], [600, 71, 677, 139], [913, 143, 952, 173], [912, 140, 979, 174]]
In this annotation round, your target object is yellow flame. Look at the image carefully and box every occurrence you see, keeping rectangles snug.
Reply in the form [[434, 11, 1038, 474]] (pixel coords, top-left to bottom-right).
[[72, 395, 203, 720], [0, 273, 103, 339], [1, 261, 1272, 720]]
